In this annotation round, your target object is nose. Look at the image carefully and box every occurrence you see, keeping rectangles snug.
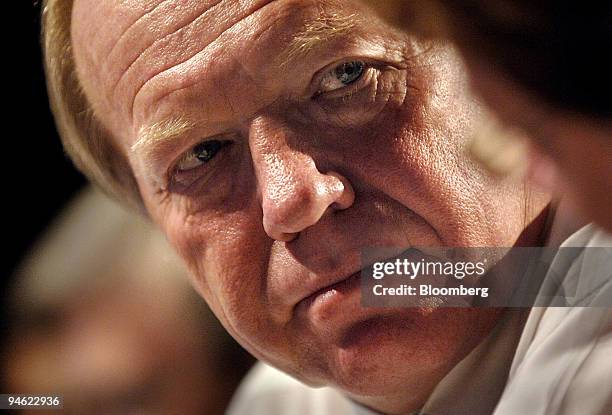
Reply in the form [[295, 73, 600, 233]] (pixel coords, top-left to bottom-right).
[[252, 142, 354, 242], [264, 167, 354, 241]]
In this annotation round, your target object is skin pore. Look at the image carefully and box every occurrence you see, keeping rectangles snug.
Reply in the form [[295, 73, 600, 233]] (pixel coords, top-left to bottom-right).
[[71, 0, 549, 413]]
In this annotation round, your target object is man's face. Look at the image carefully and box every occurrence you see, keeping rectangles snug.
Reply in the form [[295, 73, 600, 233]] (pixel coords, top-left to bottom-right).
[[72, 0, 542, 407]]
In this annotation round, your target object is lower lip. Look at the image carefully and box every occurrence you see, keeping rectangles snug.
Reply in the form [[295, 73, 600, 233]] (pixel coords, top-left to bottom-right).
[[296, 271, 362, 324]]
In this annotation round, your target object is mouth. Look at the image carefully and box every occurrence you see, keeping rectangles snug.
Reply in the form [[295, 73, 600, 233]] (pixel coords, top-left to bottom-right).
[[294, 268, 364, 339], [292, 248, 445, 334], [293, 248, 413, 317], [296, 269, 362, 314], [294, 248, 425, 308]]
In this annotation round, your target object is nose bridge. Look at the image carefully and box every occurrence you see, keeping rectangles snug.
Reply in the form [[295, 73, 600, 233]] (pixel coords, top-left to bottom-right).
[[248, 114, 354, 241], [248, 113, 308, 193]]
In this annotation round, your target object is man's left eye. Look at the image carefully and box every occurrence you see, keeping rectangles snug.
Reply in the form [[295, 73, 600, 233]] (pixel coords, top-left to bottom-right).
[[318, 60, 365, 93]]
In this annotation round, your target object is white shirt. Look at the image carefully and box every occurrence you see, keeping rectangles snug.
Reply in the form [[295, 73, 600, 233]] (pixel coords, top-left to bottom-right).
[[494, 225, 612, 415]]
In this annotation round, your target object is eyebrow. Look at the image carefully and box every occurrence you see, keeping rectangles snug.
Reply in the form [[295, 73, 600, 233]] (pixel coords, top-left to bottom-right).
[[131, 115, 196, 164], [277, 12, 357, 67]]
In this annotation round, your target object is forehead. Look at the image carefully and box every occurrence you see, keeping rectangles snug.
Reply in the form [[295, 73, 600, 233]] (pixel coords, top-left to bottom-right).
[[72, 0, 373, 144]]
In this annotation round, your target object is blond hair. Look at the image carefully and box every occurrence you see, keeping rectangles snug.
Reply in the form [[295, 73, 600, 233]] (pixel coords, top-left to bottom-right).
[[41, 0, 143, 211]]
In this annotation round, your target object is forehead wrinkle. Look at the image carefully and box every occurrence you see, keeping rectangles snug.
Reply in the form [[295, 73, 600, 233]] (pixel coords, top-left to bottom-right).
[[110, 0, 225, 101], [106, 0, 175, 58], [130, 0, 278, 122]]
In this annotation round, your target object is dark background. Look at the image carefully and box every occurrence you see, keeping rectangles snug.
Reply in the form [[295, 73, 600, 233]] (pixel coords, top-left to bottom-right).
[[2, 1, 85, 345]]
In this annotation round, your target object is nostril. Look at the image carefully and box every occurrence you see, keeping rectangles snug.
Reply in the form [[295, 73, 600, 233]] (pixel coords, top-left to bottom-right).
[[326, 171, 355, 210], [262, 213, 298, 241]]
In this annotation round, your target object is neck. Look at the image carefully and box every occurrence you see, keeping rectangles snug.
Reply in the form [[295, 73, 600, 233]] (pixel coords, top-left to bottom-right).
[[544, 198, 589, 247]]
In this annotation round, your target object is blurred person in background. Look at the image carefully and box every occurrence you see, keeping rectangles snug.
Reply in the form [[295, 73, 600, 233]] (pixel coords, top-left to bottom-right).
[[361, 0, 612, 233], [4, 187, 253, 415]]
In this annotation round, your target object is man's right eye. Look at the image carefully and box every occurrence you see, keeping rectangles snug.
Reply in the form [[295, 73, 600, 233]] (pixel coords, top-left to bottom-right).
[[176, 140, 228, 172]]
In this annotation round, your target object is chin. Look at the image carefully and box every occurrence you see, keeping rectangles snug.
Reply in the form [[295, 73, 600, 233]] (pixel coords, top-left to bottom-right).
[[323, 308, 501, 396]]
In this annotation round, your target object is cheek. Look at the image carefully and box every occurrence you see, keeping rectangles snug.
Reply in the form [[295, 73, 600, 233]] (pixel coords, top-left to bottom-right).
[[365, 68, 525, 246], [163, 208, 262, 303], [154, 200, 295, 355], [361, 87, 474, 232]]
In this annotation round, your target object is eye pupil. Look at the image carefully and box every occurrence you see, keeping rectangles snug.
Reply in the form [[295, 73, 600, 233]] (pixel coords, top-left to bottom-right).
[[335, 61, 364, 85], [194, 140, 223, 162]]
